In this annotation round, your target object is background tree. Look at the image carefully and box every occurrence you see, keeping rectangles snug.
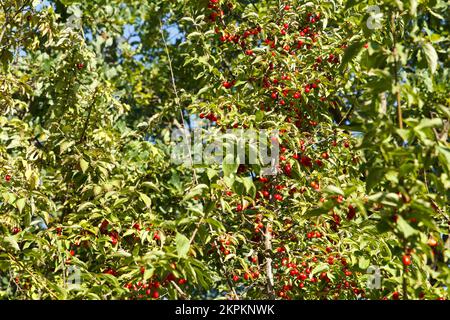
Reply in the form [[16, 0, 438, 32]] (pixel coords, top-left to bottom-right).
[[0, 0, 448, 300]]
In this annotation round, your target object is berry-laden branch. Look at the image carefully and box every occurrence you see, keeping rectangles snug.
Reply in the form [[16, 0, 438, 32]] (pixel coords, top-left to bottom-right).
[[209, 224, 239, 299], [6, 252, 60, 299]]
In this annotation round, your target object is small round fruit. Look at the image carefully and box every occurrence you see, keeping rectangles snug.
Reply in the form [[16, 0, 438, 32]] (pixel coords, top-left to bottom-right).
[[402, 254, 412, 266], [427, 238, 438, 247]]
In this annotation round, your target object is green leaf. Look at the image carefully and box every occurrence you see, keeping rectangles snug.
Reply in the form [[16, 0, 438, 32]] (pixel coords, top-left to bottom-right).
[[345, 0, 359, 9], [182, 184, 209, 202], [339, 41, 363, 70], [15, 198, 26, 214], [222, 154, 239, 177], [415, 118, 442, 131], [358, 256, 370, 269], [396, 216, 419, 239], [437, 146, 450, 173], [206, 168, 218, 181], [366, 168, 385, 192], [422, 43, 438, 74], [139, 192, 152, 208], [175, 233, 190, 259], [241, 177, 256, 198], [311, 263, 328, 276], [187, 32, 203, 39], [3, 236, 20, 251], [59, 140, 75, 154], [323, 185, 344, 196], [79, 158, 89, 173], [143, 268, 154, 281]]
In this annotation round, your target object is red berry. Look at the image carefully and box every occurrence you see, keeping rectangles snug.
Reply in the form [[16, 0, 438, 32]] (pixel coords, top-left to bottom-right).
[[402, 254, 412, 266], [259, 177, 269, 183], [111, 236, 118, 245], [223, 81, 233, 89], [347, 205, 356, 220], [133, 223, 141, 231], [428, 238, 438, 247], [300, 155, 312, 168], [284, 163, 292, 175], [5, 174, 11, 182], [274, 194, 283, 201]]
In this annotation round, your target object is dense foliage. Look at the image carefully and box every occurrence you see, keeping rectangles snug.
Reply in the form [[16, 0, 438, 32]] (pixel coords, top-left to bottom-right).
[[0, 0, 449, 300]]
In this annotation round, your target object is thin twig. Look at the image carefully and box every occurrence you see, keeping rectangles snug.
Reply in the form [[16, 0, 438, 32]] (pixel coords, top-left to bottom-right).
[[209, 225, 239, 299], [159, 18, 198, 184], [391, 13, 403, 129], [79, 88, 98, 143], [264, 222, 275, 299], [170, 280, 188, 299], [7, 252, 59, 299]]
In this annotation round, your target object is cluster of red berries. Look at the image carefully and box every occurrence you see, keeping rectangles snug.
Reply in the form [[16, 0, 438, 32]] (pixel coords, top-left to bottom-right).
[[125, 279, 161, 300], [99, 220, 120, 245], [76, 62, 84, 70], [207, 0, 225, 22], [199, 112, 219, 122]]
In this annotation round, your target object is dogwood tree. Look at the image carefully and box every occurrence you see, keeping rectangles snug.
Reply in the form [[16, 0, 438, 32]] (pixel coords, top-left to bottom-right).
[[0, 0, 449, 300]]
